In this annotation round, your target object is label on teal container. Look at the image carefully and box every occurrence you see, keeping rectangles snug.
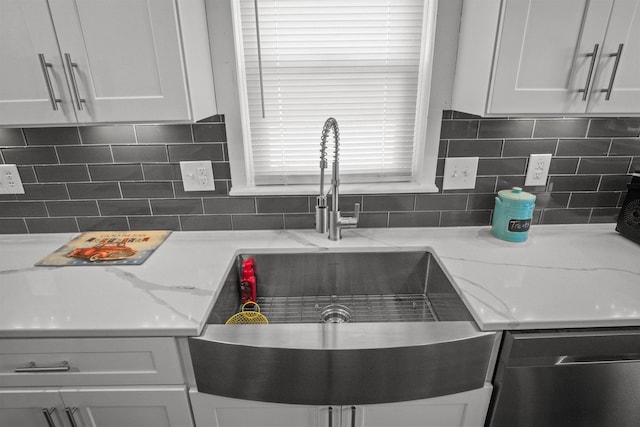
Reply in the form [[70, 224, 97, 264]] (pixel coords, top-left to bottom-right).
[[508, 219, 531, 232]]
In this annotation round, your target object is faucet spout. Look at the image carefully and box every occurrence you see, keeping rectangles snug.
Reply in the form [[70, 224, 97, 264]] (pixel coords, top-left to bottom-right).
[[315, 118, 360, 240]]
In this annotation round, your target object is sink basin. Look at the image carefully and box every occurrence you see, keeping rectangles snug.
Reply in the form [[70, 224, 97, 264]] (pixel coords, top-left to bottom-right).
[[207, 248, 474, 324], [189, 248, 499, 405]]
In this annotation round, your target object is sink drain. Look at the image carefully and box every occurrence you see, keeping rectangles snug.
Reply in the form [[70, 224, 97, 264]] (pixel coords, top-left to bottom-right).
[[320, 304, 352, 323]]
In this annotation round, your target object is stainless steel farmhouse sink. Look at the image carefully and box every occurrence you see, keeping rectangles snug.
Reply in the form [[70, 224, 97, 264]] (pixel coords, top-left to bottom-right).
[[188, 248, 499, 405]]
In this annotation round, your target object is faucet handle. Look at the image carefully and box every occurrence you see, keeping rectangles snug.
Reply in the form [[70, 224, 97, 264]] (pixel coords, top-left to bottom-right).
[[343, 203, 360, 227]]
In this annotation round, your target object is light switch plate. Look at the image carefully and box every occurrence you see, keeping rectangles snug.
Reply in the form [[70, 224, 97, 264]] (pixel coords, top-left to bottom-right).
[[525, 153, 552, 187], [0, 164, 25, 194], [442, 157, 479, 190], [180, 161, 215, 192]]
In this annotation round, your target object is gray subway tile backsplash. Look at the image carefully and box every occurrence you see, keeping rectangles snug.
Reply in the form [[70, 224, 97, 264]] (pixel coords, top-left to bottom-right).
[[120, 182, 174, 199], [0, 128, 25, 146], [98, 199, 151, 216], [532, 119, 589, 138], [232, 214, 284, 230], [502, 139, 557, 157], [56, 145, 113, 164], [448, 139, 503, 157], [587, 118, 640, 137], [0, 112, 636, 233], [136, 124, 193, 144], [256, 197, 309, 214], [2, 146, 59, 165], [24, 127, 80, 146], [577, 157, 631, 175], [610, 139, 640, 156], [35, 165, 90, 182], [67, 182, 121, 199], [112, 145, 168, 163], [556, 139, 611, 157], [167, 143, 224, 162], [478, 119, 534, 139], [26, 217, 79, 233], [79, 125, 137, 145], [180, 214, 232, 231], [89, 164, 144, 182], [46, 200, 99, 217], [150, 199, 203, 215], [18, 184, 69, 201]]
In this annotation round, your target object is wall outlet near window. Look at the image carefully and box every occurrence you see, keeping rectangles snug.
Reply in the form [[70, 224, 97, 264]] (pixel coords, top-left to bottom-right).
[[442, 157, 478, 190], [0, 164, 25, 194], [180, 161, 215, 192], [524, 153, 552, 187]]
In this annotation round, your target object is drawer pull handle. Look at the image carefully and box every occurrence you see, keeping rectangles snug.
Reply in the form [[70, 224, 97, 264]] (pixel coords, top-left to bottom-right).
[[15, 361, 70, 373], [328, 406, 333, 427], [351, 406, 357, 427], [42, 407, 56, 427], [65, 407, 79, 427]]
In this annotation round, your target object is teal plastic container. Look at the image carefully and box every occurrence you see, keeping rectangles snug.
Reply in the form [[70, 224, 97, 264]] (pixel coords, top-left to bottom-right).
[[491, 187, 536, 242]]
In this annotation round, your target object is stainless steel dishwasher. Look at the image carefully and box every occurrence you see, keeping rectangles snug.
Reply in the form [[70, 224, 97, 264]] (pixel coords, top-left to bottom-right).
[[487, 329, 640, 427]]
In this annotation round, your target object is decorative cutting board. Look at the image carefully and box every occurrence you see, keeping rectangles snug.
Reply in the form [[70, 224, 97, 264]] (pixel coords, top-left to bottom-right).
[[35, 230, 172, 266]]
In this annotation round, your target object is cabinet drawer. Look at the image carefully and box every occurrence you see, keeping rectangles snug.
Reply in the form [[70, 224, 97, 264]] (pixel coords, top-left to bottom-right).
[[0, 337, 184, 387]]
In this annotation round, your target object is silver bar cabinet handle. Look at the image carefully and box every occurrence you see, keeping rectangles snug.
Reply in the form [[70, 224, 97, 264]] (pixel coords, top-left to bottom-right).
[[64, 53, 86, 110], [351, 406, 357, 427], [65, 407, 79, 427], [38, 54, 62, 110], [42, 407, 57, 427], [578, 44, 599, 101], [328, 406, 333, 427], [15, 361, 70, 373], [601, 43, 624, 100]]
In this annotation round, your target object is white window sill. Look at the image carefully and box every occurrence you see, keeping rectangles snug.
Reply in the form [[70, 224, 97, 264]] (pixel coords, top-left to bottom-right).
[[229, 182, 440, 196]]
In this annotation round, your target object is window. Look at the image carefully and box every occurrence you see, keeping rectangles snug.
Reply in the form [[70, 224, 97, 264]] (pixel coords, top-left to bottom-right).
[[207, 0, 460, 195]]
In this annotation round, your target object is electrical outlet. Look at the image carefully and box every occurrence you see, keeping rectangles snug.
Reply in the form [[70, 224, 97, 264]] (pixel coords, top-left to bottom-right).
[[0, 164, 25, 194], [442, 157, 479, 190], [525, 153, 552, 187], [180, 161, 215, 192]]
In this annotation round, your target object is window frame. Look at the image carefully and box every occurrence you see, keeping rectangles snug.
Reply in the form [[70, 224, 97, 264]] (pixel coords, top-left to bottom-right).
[[205, 0, 462, 196]]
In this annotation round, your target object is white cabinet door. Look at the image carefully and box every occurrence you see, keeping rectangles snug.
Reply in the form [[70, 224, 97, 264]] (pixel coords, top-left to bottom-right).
[[190, 392, 329, 427], [0, 389, 66, 427], [453, 0, 640, 116], [345, 385, 492, 427], [60, 387, 194, 427], [0, 0, 77, 125], [489, 0, 613, 115], [191, 386, 492, 427], [588, 0, 640, 113], [47, 0, 191, 123]]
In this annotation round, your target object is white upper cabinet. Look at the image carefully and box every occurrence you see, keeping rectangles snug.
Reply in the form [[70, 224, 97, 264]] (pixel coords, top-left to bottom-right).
[[0, 0, 216, 126], [452, 0, 640, 116]]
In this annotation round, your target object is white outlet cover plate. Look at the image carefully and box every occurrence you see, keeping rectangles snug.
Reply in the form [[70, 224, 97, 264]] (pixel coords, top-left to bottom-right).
[[0, 164, 25, 194], [524, 153, 552, 187], [442, 157, 479, 190], [180, 161, 215, 192]]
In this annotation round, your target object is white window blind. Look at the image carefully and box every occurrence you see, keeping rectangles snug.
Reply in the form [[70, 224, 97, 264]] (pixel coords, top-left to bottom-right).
[[237, 0, 428, 186]]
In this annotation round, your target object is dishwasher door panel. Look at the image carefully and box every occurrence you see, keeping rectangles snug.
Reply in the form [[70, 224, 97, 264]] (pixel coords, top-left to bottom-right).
[[488, 330, 640, 427]]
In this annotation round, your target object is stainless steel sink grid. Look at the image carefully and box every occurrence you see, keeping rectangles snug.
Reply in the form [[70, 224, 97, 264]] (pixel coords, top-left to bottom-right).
[[189, 248, 499, 406], [256, 293, 446, 323]]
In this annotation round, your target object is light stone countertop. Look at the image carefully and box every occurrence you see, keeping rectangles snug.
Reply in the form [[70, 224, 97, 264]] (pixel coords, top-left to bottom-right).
[[0, 224, 639, 337]]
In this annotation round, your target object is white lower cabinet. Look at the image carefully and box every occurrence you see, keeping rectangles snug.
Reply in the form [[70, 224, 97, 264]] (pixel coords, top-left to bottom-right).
[[0, 387, 193, 427], [0, 337, 194, 427], [190, 384, 492, 427]]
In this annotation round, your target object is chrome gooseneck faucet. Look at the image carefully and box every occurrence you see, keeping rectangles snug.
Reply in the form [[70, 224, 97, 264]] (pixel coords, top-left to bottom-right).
[[315, 118, 360, 240]]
